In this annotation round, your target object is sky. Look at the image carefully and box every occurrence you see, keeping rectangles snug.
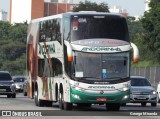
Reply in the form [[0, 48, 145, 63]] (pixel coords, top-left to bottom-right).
[[0, 0, 10, 12], [74, 0, 146, 16], [0, 0, 146, 18]]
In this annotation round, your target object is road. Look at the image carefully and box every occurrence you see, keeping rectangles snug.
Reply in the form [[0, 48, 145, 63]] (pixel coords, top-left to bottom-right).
[[0, 93, 160, 119]]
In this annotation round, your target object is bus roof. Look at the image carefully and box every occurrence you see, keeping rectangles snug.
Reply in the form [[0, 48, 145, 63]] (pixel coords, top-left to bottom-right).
[[30, 12, 125, 23]]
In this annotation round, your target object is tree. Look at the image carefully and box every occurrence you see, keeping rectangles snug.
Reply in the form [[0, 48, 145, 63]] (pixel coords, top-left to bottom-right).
[[9, 23, 28, 43], [73, 0, 109, 12], [0, 21, 11, 40], [0, 40, 26, 75], [141, 0, 160, 63], [0, 22, 28, 75]]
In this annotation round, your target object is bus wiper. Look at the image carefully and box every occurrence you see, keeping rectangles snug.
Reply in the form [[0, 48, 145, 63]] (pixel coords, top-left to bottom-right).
[[74, 55, 76, 64], [82, 77, 100, 79], [104, 77, 126, 81]]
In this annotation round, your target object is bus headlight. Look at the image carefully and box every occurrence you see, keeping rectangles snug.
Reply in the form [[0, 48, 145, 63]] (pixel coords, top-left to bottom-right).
[[122, 87, 128, 91], [70, 82, 84, 92], [75, 87, 81, 91], [119, 87, 129, 91], [70, 82, 79, 88], [74, 87, 85, 92]]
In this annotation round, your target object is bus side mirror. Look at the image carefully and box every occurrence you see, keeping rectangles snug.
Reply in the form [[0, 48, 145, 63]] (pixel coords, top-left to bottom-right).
[[64, 40, 73, 62], [131, 42, 139, 63]]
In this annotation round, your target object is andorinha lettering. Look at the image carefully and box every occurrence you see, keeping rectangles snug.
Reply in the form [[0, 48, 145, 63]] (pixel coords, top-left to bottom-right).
[[82, 47, 122, 52], [39, 43, 55, 55]]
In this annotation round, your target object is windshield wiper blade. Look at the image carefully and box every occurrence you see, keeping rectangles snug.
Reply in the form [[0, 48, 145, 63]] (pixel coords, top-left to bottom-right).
[[104, 77, 127, 81], [81, 77, 100, 79]]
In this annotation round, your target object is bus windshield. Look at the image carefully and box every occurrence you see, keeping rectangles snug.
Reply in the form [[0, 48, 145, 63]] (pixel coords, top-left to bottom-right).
[[71, 15, 129, 41], [74, 52, 130, 81]]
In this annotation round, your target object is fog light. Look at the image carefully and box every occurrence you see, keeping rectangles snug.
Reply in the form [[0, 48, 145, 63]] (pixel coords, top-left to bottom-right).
[[123, 95, 129, 99], [73, 94, 80, 99]]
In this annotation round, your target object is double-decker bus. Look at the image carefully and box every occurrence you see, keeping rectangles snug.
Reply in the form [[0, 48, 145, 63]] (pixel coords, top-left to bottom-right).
[[26, 12, 139, 111]]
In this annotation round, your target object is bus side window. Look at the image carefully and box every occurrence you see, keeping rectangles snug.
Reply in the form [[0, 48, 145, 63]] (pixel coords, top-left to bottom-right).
[[64, 17, 70, 41], [52, 58, 62, 77], [39, 18, 61, 44], [38, 59, 45, 77]]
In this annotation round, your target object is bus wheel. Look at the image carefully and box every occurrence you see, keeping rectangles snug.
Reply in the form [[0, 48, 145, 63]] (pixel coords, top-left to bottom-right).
[[45, 101, 53, 107], [59, 91, 64, 109], [7, 94, 11, 98], [106, 103, 120, 111], [34, 90, 44, 107], [77, 103, 91, 108], [141, 102, 146, 107], [23, 90, 27, 96], [64, 102, 72, 110], [12, 93, 16, 98]]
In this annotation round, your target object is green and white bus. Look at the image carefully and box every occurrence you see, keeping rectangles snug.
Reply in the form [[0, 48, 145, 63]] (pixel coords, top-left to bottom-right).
[[27, 12, 139, 111]]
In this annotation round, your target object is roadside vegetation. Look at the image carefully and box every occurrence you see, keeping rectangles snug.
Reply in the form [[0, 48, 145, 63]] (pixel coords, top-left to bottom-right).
[[0, 21, 27, 75]]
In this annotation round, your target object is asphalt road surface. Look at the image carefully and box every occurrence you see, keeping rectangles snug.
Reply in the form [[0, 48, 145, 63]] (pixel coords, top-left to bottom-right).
[[0, 93, 160, 119]]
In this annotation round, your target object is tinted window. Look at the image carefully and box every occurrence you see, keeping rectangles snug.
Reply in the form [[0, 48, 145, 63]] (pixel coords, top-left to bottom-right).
[[39, 19, 61, 44], [38, 58, 62, 77], [0, 73, 12, 81], [52, 58, 62, 76], [71, 15, 129, 41], [13, 78, 25, 82], [38, 59, 45, 77], [64, 17, 71, 41], [131, 78, 151, 86]]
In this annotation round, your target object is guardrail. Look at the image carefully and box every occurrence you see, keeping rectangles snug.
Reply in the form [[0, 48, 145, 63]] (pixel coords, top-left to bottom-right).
[[131, 66, 160, 88]]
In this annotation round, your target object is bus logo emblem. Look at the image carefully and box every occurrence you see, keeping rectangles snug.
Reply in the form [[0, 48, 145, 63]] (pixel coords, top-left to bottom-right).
[[100, 90, 104, 94]]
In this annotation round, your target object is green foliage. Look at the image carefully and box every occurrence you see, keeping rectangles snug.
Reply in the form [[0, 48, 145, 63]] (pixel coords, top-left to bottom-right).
[[0, 21, 11, 40], [127, 17, 148, 63], [131, 60, 160, 68], [1, 54, 26, 75], [141, 0, 160, 63], [9, 23, 28, 43], [73, 0, 109, 12], [0, 40, 26, 61], [0, 22, 27, 75]]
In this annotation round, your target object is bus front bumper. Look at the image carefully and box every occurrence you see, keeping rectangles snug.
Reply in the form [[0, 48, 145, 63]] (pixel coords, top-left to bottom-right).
[[70, 88, 130, 103]]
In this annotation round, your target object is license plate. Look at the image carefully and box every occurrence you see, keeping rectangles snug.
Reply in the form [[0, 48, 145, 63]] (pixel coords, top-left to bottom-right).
[[0, 89, 6, 92], [96, 98, 107, 102], [137, 96, 147, 99]]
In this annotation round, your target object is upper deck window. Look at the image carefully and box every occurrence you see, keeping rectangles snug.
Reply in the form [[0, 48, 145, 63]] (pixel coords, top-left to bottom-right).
[[71, 15, 129, 42], [39, 18, 61, 44]]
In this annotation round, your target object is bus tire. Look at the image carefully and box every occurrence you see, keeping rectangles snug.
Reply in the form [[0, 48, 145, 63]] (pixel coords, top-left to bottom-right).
[[151, 103, 157, 107], [121, 103, 126, 106], [45, 101, 53, 107], [59, 91, 64, 109], [23, 91, 27, 96], [7, 94, 11, 98], [106, 103, 120, 111], [64, 102, 72, 110], [12, 93, 16, 98], [34, 89, 44, 107], [77, 103, 91, 108], [141, 102, 146, 107]]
